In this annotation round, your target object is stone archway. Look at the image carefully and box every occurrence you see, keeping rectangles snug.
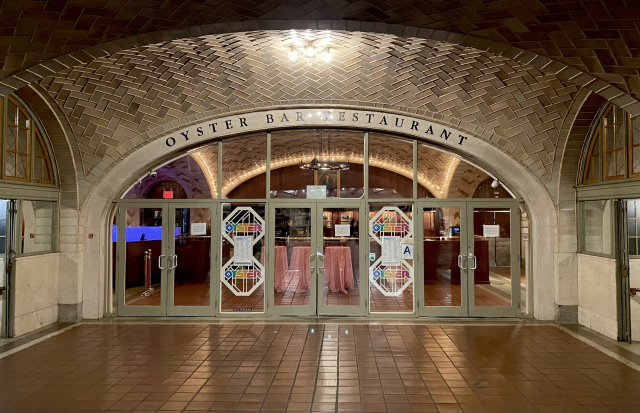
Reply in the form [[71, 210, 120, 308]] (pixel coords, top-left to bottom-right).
[[81, 108, 557, 320]]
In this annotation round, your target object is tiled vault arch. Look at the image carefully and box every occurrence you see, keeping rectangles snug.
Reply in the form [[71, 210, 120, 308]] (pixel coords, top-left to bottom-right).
[[36, 30, 583, 208]]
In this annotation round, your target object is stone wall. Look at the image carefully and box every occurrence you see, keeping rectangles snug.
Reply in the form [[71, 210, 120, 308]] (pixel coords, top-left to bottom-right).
[[13, 253, 59, 336], [578, 254, 618, 339]]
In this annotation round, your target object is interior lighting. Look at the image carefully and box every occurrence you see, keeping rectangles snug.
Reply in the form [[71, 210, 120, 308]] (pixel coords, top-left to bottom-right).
[[288, 31, 332, 66]]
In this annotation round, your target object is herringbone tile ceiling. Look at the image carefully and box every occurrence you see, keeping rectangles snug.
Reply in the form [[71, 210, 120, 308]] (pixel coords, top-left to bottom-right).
[[2, 0, 640, 101], [39, 31, 577, 187]]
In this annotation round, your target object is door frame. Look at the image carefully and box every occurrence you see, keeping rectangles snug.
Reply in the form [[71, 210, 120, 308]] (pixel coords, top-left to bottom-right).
[[415, 199, 470, 317]]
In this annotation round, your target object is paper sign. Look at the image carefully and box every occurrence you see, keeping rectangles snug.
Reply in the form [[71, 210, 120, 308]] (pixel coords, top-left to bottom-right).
[[401, 243, 413, 259], [335, 224, 350, 237], [483, 225, 500, 238], [307, 185, 327, 199], [382, 236, 401, 265], [235, 236, 253, 264], [191, 223, 207, 235], [370, 253, 376, 262]]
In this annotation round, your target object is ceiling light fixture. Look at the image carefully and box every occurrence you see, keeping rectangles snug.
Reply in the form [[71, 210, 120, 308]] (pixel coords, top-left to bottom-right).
[[300, 130, 349, 171], [288, 32, 332, 65]]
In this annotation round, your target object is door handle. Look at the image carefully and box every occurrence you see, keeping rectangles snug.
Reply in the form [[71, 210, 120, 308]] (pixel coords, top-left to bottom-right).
[[458, 254, 466, 270], [309, 254, 315, 269], [168, 255, 177, 270], [631, 288, 640, 297], [468, 253, 477, 270], [158, 254, 166, 270], [317, 251, 325, 269]]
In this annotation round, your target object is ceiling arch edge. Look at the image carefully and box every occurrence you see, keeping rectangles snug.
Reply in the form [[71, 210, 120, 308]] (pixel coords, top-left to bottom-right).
[[91, 108, 541, 208], [2, 20, 639, 118]]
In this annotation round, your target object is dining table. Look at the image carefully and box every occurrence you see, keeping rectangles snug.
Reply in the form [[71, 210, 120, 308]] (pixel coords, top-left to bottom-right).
[[288, 246, 312, 291], [261, 246, 289, 292], [324, 246, 354, 294]]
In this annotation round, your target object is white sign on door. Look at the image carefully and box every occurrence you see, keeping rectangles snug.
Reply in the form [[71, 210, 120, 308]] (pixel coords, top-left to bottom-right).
[[190, 222, 207, 235], [234, 236, 253, 264], [335, 224, 350, 237], [382, 236, 401, 265], [306, 185, 327, 199], [401, 243, 413, 259], [483, 224, 500, 238]]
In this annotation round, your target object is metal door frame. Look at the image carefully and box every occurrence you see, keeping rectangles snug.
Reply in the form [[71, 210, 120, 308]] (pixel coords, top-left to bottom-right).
[[0, 200, 16, 337], [415, 199, 470, 317], [167, 202, 218, 316], [317, 201, 367, 316], [467, 200, 521, 317], [116, 201, 169, 316]]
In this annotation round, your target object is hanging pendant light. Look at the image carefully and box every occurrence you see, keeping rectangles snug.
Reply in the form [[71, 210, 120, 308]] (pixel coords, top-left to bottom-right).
[[299, 130, 349, 171]]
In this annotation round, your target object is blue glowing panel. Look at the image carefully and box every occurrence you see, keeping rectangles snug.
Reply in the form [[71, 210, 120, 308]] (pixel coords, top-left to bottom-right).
[[112, 225, 180, 242]]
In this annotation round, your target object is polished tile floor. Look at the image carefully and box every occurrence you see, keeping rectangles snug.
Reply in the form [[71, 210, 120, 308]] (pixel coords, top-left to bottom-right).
[[1, 322, 640, 412]]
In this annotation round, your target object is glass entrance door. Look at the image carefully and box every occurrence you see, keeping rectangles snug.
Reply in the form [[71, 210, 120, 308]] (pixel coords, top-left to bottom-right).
[[267, 202, 365, 316], [417, 200, 520, 317], [117, 201, 218, 316], [167, 203, 215, 316], [117, 202, 169, 316]]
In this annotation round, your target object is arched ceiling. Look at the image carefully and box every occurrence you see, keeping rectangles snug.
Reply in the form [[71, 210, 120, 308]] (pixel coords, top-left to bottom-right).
[[37, 29, 578, 205], [2, 1, 640, 105]]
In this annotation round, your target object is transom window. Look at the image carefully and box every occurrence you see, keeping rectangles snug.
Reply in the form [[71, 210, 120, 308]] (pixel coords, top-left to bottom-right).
[[583, 103, 640, 183], [2, 97, 54, 184]]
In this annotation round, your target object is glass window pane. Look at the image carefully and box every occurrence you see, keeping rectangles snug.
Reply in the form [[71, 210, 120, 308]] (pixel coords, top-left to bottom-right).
[[417, 144, 456, 198], [34, 159, 43, 182], [369, 133, 414, 199], [16, 155, 27, 178], [173, 207, 211, 307], [270, 129, 364, 199], [606, 153, 615, 177], [7, 100, 16, 125], [21, 201, 55, 254], [222, 134, 266, 199], [123, 207, 163, 307], [473, 208, 513, 307], [582, 200, 613, 255], [274, 207, 312, 308], [322, 207, 360, 307], [422, 207, 462, 307], [629, 219, 637, 237]]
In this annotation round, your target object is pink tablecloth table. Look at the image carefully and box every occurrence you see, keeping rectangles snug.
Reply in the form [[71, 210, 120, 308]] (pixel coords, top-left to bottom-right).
[[325, 246, 354, 294], [289, 246, 312, 291], [261, 246, 288, 292]]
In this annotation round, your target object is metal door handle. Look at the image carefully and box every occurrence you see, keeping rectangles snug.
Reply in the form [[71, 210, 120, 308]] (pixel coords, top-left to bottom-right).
[[309, 254, 315, 269], [468, 253, 477, 270], [317, 252, 325, 269], [158, 254, 166, 270], [458, 254, 466, 270], [631, 288, 640, 297], [168, 255, 177, 270]]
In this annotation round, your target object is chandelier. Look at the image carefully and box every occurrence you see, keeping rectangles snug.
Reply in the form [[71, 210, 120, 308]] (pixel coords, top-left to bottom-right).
[[299, 130, 349, 171], [289, 38, 331, 65]]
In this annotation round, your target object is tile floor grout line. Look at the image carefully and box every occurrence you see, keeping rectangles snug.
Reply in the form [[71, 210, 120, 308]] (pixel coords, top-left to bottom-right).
[[281, 324, 308, 413], [0, 322, 82, 360], [309, 324, 325, 413], [554, 324, 640, 373], [256, 324, 290, 413]]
